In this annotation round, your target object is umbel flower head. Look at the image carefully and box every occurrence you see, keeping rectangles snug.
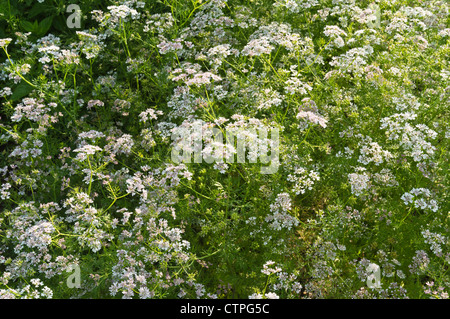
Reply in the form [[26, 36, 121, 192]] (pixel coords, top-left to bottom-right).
[[0, 38, 12, 48], [73, 145, 103, 161]]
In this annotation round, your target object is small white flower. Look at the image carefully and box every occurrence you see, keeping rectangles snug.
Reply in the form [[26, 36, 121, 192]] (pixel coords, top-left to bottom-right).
[[73, 145, 102, 161], [0, 38, 12, 48], [265, 292, 279, 299]]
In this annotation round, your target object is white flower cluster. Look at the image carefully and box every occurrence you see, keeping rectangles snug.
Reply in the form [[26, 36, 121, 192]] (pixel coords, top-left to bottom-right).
[[206, 44, 233, 69], [170, 119, 214, 163], [171, 62, 222, 87], [6, 206, 56, 253], [261, 260, 282, 276], [144, 13, 175, 34], [354, 258, 378, 283], [242, 37, 274, 57], [273, 0, 319, 13], [408, 250, 430, 275], [438, 28, 450, 37], [335, 146, 354, 159], [351, 6, 379, 25], [285, 77, 313, 96], [372, 169, 398, 187], [126, 164, 192, 202], [385, 17, 410, 34], [249, 292, 279, 299], [0, 86, 12, 96], [63, 192, 110, 252], [73, 145, 102, 162], [324, 25, 347, 49], [18, 220, 55, 250], [157, 38, 184, 55], [357, 140, 393, 166], [9, 138, 44, 160], [11, 98, 58, 124], [401, 188, 439, 212], [423, 281, 449, 299], [1, 202, 82, 284], [0, 182, 11, 200], [109, 246, 191, 299], [253, 87, 283, 110], [287, 166, 320, 195], [0, 38, 12, 48], [35, 34, 60, 64], [105, 134, 134, 156], [108, 210, 197, 299], [0, 276, 53, 299], [296, 110, 328, 129], [421, 230, 447, 257], [77, 130, 105, 142], [392, 93, 422, 112], [166, 86, 200, 119], [348, 167, 371, 197], [285, 66, 313, 96], [170, 117, 279, 172], [107, 4, 141, 23], [400, 6, 434, 20], [242, 22, 312, 57], [272, 270, 303, 296], [181, 0, 232, 40], [249, 261, 302, 298], [24, 33, 79, 67], [347, 166, 398, 197], [329, 45, 374, 76], [265, 193, 298, 231], [381, 112, 437, 162], [295, 98, 328, 129], [76, 31, 104, 60]]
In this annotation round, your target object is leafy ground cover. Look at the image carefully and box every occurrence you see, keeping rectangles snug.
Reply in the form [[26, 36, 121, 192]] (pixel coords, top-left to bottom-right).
[[0, 0, 449, 299]]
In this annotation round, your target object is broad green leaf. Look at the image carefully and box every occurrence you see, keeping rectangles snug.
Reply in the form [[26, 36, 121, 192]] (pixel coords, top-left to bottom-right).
[[37, 16, 53, 36], [21, 20, 37, 33], [52, 15, 67, 32], [28, 3, 48, 18]]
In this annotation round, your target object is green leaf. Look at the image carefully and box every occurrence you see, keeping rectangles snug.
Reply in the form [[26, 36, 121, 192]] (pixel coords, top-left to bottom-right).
[[11, 82, 34, 101], [0, 3, 8, 17], [28, 3, 48, 18], [8, 0, 20, 16], [52, 15, 67, 32]]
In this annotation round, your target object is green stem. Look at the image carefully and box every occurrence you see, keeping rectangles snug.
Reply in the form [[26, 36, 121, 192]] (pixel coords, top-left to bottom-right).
[[3, 48, 37, 89], [398, 207, 413, 227], [262, 274, 271, 296], [179, 182, 214, 200]]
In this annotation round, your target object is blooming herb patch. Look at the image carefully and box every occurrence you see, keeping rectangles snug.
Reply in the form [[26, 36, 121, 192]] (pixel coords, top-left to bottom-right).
[[0, 0, 448, 299]]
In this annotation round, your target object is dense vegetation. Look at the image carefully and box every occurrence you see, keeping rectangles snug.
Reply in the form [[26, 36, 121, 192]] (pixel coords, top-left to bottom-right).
[[0, 0, 448, 299]]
